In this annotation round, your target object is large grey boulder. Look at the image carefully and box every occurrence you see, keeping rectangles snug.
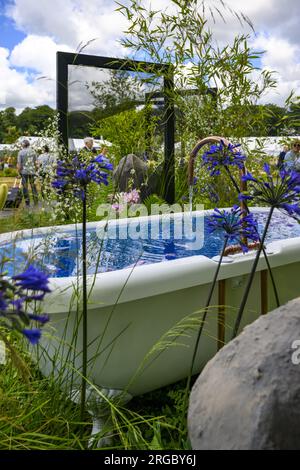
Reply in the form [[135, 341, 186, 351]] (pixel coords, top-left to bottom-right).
[[188, 298, 300, 450], [113, 154, 148, 194]]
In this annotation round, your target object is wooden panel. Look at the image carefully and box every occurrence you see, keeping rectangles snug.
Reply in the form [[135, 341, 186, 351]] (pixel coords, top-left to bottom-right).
[[218, 279, 226, 350]]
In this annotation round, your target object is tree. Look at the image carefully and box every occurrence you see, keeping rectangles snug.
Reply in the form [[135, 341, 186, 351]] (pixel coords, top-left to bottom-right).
[[91, 106, 159, 162], [87, 69, 144, 119], [0, 108, 20, 143], [68, 110, 95, 138], [287, 97, 300, 134], [18, 105, 55, 133], [0, 113, 5, 142], [1, 107, 18, 129], [3, 126, 20, 144], [117, 0, 277, 143], [260, 104, 286, 136]]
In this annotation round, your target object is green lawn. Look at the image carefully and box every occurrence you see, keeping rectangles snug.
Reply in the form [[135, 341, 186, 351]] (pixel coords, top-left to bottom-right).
[[0, 333, 191, 450]]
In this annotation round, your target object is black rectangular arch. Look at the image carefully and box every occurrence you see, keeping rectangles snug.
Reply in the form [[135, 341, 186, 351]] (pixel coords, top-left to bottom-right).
[[56, 51, 175, 203]]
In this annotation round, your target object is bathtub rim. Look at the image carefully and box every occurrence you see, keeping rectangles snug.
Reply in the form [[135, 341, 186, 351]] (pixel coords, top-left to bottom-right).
[[1, 207, 300, 309]]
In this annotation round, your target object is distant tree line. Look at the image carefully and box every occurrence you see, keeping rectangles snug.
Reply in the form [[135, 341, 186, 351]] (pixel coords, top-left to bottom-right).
[[0, 106, 55, 143], [1, 99, 300, 145], [0, 105, 99, 143]]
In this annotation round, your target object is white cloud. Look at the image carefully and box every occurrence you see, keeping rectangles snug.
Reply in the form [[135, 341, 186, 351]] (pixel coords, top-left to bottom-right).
[[224, 0, 300, 46], [2, 0, 300, 111], [6, 0, 86, 45], [252, 34, 300, 74], [0, 46, 53, 109], [6, 0, 127, 55], [1, 0, 128, 110], [0, 35, 72, 110], [10, 35, 71, 76], [68, 65, 110, 111], [250, 33, 300, 105]]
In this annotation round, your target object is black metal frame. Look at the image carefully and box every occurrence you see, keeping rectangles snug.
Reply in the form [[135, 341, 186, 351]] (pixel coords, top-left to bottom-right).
[[56, 51, 175, 203]]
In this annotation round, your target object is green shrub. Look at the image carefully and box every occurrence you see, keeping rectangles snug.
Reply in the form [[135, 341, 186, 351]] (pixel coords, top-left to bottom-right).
[[0, 168, 18, 177], [0, 184, 8, 210]]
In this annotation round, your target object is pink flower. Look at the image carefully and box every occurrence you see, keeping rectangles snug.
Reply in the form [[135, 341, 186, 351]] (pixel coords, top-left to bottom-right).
[[112, 203, 124, 212], [123, 189, 140, 204]]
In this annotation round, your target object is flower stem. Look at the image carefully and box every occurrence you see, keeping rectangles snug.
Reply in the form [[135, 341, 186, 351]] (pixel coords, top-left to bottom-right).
[[80, 192, 88, 425], [232, 206, 274, 339], [224, 165, 280, 308], [180, 236, 228, 435]]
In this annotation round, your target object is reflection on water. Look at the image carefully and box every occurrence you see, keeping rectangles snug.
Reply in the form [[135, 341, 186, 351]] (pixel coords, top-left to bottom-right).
[[1, 211, 300, 278]]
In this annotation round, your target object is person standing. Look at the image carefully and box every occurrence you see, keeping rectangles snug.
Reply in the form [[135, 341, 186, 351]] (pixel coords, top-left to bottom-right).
[[37, 144, 56, 199], [277, 145, 289, 169], [17, 139, 38, 207], [82, 137, 97, 154], [100, 146, 108, 156], [284, 141, 300, 172]]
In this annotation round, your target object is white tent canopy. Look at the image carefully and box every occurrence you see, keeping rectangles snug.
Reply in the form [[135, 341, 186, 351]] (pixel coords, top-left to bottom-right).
[[0, 136, 112, 153], [171, 136, 300, 157], [0, 136, 57, 152], [238, 136, 297, 157], [0, 135, 298, 156], [0, 144, 13, 151], [69, 138, 112, 151]]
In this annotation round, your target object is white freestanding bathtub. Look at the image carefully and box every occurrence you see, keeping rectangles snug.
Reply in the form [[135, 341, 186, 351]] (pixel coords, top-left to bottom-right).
[[1, 209, 300, 397]]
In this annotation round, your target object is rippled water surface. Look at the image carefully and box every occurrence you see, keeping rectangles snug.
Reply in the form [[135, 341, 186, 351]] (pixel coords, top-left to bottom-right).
[[1, 211, 300, 277]]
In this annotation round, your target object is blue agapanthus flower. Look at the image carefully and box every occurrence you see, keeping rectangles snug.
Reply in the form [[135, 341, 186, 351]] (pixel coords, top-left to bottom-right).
[[13, 265, 50, 300], [22, 328, 41, 345], [239, 165, 300, 220], [28, 314, 50, 324], [202, 140, 246, 176], [207, 206, 259, 252], [0, 265, 50, 344], [52, 154, 113, 200]]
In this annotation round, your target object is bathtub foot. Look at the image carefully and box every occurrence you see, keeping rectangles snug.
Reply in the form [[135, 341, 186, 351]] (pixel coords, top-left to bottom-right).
[[71, 385, 132, 448]]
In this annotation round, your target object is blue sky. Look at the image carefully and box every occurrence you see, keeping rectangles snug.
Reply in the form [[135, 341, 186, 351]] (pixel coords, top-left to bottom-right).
[[1, 0, 300, 111], [0, 13, 25, 50]]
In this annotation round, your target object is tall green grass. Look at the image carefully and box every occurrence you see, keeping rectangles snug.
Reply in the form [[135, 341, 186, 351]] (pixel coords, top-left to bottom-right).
[[0, 330, 191, 450], [0, 188, 214, 450]]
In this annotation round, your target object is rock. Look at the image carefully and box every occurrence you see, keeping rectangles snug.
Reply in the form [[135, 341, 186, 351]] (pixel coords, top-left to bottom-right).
[[188, 298, 300, 450], [113, 154, 165, 200], [113, 154, 148, 194]]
